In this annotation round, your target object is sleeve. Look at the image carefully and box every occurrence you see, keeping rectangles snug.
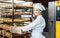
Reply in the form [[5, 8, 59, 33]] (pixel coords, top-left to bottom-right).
[[21, 17, 41, 32]]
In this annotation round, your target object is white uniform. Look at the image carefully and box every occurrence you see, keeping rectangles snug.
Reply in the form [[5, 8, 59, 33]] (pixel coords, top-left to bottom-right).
[[21, 15, 46, 38]]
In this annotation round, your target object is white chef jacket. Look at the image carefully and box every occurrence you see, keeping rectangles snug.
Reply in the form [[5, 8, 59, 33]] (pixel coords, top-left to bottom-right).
[[21, 15, 46, 38]]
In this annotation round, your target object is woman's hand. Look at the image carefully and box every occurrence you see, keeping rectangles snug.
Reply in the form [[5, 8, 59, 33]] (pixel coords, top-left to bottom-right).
[[10, 25, 23, 34]]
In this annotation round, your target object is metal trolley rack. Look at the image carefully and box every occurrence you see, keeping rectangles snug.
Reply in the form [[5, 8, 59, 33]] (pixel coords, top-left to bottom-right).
[[0, 0, 33, 38]]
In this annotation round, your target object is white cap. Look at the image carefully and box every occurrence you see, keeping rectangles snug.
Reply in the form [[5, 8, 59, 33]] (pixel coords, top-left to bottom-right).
[[33, 3, 46, 11]]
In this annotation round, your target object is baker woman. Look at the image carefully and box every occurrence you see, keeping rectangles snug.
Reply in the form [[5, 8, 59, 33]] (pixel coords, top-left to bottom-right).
[[21, 3, 46, 38], [10, 3, 46, 38]]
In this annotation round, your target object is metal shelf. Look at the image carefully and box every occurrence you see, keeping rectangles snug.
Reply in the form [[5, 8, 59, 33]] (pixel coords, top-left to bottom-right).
[[0, 18, 31, 23], [0, 0, 33, 38], [0, 6, 33, 9], [0, 0, 16, 4], [0, 12, 32, 15]]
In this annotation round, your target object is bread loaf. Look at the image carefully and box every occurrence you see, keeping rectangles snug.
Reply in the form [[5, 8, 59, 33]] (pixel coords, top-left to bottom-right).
[[0, 18, 31, 22]]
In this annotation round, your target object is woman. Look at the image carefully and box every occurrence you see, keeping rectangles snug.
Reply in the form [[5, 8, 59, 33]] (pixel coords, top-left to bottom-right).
[[21, 3, 46, 38]]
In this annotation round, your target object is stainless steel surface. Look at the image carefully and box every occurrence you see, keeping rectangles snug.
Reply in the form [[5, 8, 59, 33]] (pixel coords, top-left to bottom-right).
[[48, 1, 56, 38], [12, 0, 14, 25]]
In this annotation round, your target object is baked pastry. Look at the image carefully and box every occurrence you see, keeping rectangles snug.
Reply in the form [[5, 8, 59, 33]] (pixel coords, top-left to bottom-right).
[[0, 18, 31, 22], [0, 24, 11, 30], [0, 18, 12, 22], [5, 32, 12, 37], [14, 18, 31, 22]]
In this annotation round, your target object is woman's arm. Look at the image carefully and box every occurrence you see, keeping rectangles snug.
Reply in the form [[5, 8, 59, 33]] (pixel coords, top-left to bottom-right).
[[21, 17, 41, 32]]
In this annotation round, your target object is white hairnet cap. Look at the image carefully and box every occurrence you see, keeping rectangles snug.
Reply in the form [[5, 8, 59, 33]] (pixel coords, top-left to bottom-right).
[[33, 3, 46, 11]]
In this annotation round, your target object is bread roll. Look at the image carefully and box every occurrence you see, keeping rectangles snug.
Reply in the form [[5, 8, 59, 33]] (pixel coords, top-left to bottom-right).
[[0, 24, 11, 30], [5, 32, 12, 37]]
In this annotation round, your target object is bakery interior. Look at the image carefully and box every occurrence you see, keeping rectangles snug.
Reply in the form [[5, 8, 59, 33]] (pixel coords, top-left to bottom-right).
[[0, 0, 60, 38]]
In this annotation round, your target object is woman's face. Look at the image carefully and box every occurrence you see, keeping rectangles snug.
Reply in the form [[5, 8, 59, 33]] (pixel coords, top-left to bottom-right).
[[34, 9, 42, 16]]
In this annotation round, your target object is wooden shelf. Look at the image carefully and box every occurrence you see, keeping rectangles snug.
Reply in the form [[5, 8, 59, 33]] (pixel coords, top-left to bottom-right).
[[0, 18, 31, 22]]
